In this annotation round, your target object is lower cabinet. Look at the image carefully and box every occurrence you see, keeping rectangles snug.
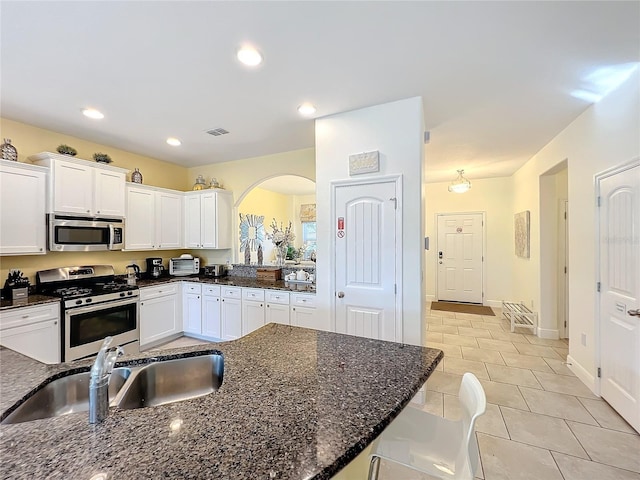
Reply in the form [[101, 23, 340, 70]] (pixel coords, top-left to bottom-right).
[[182, 282, 202, 335], [242, 288, 265, 335], [202, 285, 221, 338], [265, 290, 290, 325], [290, 293, 317, 329], [221, 287, 242, 340], [0, 303, 60, 364], [139, 284, 180, 348]]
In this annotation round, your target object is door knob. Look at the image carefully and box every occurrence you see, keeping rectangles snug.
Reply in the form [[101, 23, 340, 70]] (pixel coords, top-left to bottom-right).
[[628, 309, 640, 317], [337, 291, 345, 298]]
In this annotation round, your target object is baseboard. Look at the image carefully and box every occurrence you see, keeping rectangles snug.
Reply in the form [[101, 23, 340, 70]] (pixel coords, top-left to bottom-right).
[[426, 294, 436, 302], [139, 332, 183, 351], [537, 327, 560, 340], [485, 299, 502, 309], [567, 355, 599, 396]]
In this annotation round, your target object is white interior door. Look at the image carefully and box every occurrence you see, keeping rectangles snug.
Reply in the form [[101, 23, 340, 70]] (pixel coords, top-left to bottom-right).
[[599, 163, 640, 433], [436, 213, 484, 303], [334, 180, 398, 341]]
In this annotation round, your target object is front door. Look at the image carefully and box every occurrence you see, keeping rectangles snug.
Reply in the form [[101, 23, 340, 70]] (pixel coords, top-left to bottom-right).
[[334, 180, 398, 341], [599, 162, 640, 432], [436, 213, 484, 303]]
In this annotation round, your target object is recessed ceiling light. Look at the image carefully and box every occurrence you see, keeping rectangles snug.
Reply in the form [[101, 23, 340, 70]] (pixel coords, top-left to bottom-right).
[[297, 103, 317, 116], [166, 137, 181, 146], [237, 45, 263, 67], [82, 108, 104, 120]]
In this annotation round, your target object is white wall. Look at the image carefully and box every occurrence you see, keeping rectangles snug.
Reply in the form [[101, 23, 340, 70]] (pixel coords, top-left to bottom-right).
[[424, 177, 514, 307], [315, 97, 425, 346], [512, 68, 640, 390]]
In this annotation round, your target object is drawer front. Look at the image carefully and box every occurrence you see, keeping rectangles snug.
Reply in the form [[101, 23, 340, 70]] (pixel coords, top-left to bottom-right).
[[291, 294, 316, 308], [222, 287, 242, 299], [0, 303, 59, 330], [140, 283, 179, 300], [243, 288, 265, 302], [203, 285, 221, 296], [183, 282, 202, 294], [265, 290, 290, 305]]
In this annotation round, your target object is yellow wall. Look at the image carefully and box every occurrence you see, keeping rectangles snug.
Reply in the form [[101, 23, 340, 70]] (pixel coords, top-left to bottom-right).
[[0, 117, 190, 190], [238, 187, 293, 263]]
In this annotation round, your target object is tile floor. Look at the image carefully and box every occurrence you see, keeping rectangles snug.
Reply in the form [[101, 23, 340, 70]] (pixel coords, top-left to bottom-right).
[[153, 310, 640, 480], [336, 305, 639, 479]]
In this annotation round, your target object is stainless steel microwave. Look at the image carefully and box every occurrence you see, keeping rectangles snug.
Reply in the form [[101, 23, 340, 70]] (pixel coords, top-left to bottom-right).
[[49, 215, 125, 251]]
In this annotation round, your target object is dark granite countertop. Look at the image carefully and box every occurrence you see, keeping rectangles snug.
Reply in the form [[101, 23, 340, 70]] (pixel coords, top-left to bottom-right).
[[0, 294, 60, 311], [134, 275, 316, 293], [0, 325, 442, 479]]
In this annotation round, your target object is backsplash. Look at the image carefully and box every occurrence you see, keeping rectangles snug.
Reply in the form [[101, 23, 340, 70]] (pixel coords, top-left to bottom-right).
[[229, 264, 315, 278]]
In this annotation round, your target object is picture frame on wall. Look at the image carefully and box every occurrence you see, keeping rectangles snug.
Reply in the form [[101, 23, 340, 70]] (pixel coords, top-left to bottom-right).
[[514, 210, 530, 258]]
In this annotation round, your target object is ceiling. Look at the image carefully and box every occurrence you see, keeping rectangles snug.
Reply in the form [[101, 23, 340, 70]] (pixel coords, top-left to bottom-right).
[[1, 2, 638, 183]]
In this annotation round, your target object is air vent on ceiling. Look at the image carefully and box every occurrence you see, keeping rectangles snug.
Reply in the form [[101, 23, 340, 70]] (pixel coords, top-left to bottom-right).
[[206, 128, 229, 136]]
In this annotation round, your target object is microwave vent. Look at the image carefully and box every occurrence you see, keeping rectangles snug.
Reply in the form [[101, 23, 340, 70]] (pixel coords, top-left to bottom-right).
[[206, 128, 229, 136]]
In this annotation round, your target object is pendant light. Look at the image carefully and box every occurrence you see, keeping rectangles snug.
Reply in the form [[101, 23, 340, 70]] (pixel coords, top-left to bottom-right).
[[448, 169, 472, 193]]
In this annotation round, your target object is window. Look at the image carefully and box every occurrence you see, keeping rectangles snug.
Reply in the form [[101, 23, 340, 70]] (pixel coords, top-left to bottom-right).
[[301, 222, 316, 259]]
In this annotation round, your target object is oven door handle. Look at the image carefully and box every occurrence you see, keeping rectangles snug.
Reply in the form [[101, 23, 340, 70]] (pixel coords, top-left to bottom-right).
[[66, 297, 139, 316]]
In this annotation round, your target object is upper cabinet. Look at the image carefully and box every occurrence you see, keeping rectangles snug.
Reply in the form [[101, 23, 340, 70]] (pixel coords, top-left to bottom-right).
[[0, 160, 47, 255], [125, 183, 183, 250], [184, 190, 233, 249], [30, 152, 127, 217]]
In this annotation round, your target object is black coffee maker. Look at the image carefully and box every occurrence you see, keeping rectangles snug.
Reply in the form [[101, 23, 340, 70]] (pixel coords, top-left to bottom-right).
[[146, 257, 164, 279]]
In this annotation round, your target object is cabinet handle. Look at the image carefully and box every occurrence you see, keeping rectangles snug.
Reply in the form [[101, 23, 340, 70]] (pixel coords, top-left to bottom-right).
[[141, 303, 144, 306], [261, 304, 263, 307], [267, 305, 270, 308], [86, 210, 90, 213], [39, 248, 43, 252], [97, 210, 100, 214], [54, 321, 57, 325], [292, 308, 296, 311], [22, 315, 29, 318]]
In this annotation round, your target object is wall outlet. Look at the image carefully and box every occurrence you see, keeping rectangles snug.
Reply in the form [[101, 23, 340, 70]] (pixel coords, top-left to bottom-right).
[[581, 333, 587, 346]]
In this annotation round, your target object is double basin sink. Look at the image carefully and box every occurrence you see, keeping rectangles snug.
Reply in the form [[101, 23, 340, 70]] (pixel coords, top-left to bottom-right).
[[2, 354, 224, 425]]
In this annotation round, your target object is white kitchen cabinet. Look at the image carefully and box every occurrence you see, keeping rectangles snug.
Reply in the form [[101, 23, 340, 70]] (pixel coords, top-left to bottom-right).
[[265, 290, 290, 325], [242, 288, 266, 334], [125, 184, 182, 250], [0, 160, 47, 255], [221, 287, 242, 340], [139, 284, 180, 348], [182, 282, 202, 335], [184, 190, 233, 249], [202, 285, 221, 339], [0, 303, 60, 364], [31, 153, 127, 217], [290, 293, 317, 329]]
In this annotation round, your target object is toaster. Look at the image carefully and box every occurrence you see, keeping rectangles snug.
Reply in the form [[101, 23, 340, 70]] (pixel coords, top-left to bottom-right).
[[169, 254, 200, 276], [204, 264, 228, 277]]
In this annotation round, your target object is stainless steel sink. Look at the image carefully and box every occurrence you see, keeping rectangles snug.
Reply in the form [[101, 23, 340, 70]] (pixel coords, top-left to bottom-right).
[[1, 368, 131, 425], [116, 354, 224, 410]]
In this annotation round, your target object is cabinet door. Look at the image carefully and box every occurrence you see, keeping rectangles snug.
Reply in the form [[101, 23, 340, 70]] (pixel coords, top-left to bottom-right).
[[156, 191, 182, 248], [140, 294, 179, 347], [221, 297, 242, 340], [0, 319, 60, 364], [202, 295, 221, 338], [183, 292, 202, 334], [125, 186, 156, 250], [242, 300, 265, 334], [53, 159, 93, 215], [266, 303, 290, 325], [290, 306, 317, 329], [184, 194, 202, 248], [215, 191, 233, 249], [94, 169, 126, 217], [200, 192, 217, 248], [0, 164, 46, 255]]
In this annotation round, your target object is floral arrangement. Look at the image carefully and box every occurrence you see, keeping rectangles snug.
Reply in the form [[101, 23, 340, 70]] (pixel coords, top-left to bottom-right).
[[93, 152, 112, 164], [56, 144, 77, 156], [266, 218, 295, 247]]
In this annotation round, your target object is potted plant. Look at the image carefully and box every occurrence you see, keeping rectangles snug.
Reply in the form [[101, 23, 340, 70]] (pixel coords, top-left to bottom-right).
[[56, 144, 77, 156], [93, 152, 112, 164]]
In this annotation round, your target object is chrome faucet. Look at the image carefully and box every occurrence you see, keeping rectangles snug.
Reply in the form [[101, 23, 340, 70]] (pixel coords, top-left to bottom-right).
[[89, 336, 124, 424]]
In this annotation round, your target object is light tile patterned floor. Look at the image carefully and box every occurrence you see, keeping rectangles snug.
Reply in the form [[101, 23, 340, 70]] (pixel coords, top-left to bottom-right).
[[155, 312, 640, 480], [335, 305, 639, 479]]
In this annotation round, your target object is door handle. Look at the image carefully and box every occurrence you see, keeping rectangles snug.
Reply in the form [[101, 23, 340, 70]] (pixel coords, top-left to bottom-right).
[[628, 309, 640, 317], [337, 291, 345, 298]]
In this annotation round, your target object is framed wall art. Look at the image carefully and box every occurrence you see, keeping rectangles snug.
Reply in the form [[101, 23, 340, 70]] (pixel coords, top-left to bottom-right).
[[514, 210, 530, 258]]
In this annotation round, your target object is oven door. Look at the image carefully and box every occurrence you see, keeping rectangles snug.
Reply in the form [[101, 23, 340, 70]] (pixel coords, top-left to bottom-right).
[[64, 297, 139, 362]]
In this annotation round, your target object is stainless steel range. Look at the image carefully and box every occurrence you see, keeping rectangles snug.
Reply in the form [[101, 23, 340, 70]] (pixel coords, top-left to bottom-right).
[[36, 265, 139, 362]]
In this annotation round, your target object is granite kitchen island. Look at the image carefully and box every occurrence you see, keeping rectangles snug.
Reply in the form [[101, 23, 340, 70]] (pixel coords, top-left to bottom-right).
[[0, 324, 442, 479]]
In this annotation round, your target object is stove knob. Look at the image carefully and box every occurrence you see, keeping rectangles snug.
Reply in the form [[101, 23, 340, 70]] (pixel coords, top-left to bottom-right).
[[120, 292, 126, 297], [75, 300, 83, 305], [85, 298, 92, 303], [127, 291, 133, 296]]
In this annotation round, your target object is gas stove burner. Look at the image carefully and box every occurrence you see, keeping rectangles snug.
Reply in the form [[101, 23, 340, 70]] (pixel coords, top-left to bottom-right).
[[54, 286, 93, 298]]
